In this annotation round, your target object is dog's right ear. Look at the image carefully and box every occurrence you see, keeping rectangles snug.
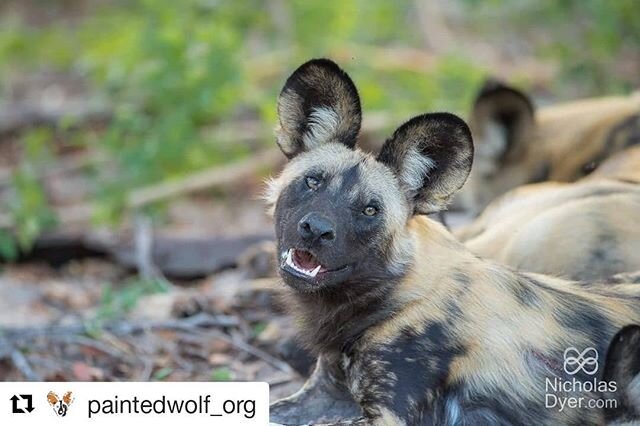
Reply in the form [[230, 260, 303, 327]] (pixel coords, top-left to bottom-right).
[[276, 59, 362, 159], [602, 325, 640, 423], [377, 112, 473, 214]]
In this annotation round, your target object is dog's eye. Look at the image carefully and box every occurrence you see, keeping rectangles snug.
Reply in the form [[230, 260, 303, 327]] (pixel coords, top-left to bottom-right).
[[363, 206, 378, 216], [305, 176, 320, 190], [581, 161, 598, 176]]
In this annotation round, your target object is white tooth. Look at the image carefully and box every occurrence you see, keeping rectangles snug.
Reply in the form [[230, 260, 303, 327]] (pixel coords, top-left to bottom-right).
[[284, 249, 321, 278], [309, 265, 322, 278]]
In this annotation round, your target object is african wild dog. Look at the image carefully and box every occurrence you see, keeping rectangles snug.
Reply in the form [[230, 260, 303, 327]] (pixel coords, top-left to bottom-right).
[[455, 177, 640, 281], [602, 325, 640, 425], [454, 80, 640, 214], [266, 59, 640, 425], [455, 143, 640, 281], [253, 150, 640, 283]]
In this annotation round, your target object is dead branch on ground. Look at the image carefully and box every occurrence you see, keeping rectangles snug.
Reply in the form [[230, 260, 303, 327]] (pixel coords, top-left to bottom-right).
[[0, 101, 111, 137], [0, 312, 239, 342]]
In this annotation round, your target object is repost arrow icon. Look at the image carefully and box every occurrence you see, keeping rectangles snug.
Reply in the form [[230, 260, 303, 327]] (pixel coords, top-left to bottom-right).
[[9, 394, 34, 414], [21, 394, 34, 413], [10, 395, 24, 414]]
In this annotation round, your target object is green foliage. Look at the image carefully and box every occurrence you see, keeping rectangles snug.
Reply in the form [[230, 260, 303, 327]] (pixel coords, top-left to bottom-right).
[[0, 230, 18, 261], [210, 366, 233, 381], [152, 367, 174, 381], [0, 0, 488, 252], [251, 322, 267, 338], [2, 128, 57, 258], [463, 0, 640, 94], [4, 0, 633, 252], [9, 166, 56, 250], [81, 276, 169, 339], [94, 277, 169, 323]]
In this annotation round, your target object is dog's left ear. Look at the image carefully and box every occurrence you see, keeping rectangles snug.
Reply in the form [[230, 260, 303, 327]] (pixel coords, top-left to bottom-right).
[[378, 113, 473, 214], [47, 392, 59, 406], [276, 58, 362, 158]]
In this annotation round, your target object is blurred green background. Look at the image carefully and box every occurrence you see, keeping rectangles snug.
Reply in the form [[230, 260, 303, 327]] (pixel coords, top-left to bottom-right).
[[0, 0, 638, 259]]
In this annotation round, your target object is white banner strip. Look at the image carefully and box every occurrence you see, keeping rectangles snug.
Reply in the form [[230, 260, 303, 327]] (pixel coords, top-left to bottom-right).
[[0, 382, 269, 425]]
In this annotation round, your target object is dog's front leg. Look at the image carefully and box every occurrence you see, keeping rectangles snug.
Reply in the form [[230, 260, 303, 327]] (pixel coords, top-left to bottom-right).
[[270, 355, 362, 425]]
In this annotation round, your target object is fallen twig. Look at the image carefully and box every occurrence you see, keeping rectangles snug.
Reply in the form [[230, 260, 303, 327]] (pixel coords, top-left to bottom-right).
[[0, 313, 239, 342], [55, 334, 130, 360], [0, 150, 106, 188], [171, 323, 294, 376], [0, 101, 112, 137], [208, 329, 294, 375], [126, 149, 284, 209], [9, 348, 42, 381]]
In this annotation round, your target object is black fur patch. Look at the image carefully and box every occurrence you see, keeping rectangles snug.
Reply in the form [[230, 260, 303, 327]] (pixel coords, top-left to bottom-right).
[[586, 221, 624, 281], [278, 58, 362, 158], [354, 323, 465, 422], [437, 383, 552, 425], [337, 164, 362, 195], [603, 325, 640, 422], [353, 322, 557, 424], [287, 256, 403, 355], [442, 270, 472, 321], [452, 270, 472, 290], [554, 298, 613, 375], [512, 278, 543, 308]]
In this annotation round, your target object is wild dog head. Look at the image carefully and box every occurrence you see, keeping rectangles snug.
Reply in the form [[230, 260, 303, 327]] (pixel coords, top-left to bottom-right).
[[603, 325, 640, 425], [456, 79, 640, 213], [47, 391, 74, 417], [266, 59, 473, 294]]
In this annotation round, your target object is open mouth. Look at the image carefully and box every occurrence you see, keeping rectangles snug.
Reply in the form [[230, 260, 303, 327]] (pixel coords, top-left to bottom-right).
[[282, 248, 327, 278], [280, 248, 353, 287]]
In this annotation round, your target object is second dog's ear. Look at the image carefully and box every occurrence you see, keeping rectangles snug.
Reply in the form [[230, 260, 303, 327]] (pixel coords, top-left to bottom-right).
[[470, 79, 534, 169], [276, 59, 362, 159]]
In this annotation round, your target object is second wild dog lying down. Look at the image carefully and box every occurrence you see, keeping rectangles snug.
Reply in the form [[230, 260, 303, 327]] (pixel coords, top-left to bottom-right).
[[454, 80, 640, 214], [602, 325, 640, 425], [267, 59, 640, 425], [456, 176, 640, 281]]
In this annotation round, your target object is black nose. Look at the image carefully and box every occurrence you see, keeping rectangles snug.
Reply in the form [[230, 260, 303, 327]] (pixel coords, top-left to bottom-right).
[[298, 213, 335, 243]]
